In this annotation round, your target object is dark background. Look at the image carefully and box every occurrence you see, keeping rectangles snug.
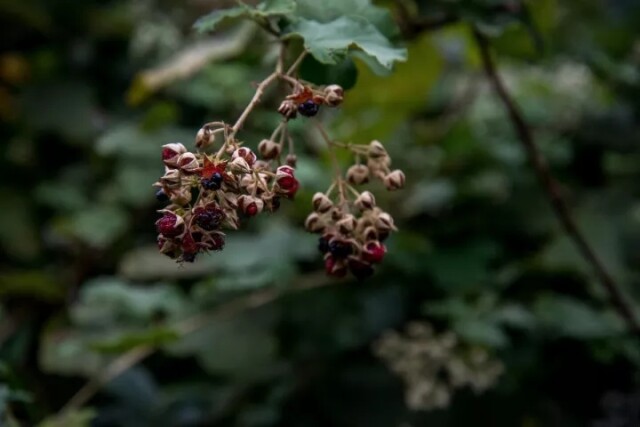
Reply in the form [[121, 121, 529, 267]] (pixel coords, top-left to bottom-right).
[[2, 0, 640, 426]]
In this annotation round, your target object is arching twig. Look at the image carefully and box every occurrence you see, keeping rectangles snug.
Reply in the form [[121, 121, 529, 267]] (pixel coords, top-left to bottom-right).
[[472, 28, 640, 337]]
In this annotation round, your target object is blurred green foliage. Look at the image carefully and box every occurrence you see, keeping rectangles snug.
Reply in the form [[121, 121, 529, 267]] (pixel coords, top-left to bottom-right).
[[2, 0, 640, 426]]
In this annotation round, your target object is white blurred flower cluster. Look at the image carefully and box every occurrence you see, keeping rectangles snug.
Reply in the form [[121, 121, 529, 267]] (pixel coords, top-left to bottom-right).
[[373, 322, 504, 411]]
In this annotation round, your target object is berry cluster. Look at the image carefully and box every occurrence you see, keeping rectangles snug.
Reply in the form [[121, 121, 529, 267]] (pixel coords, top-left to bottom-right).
[[304, 140, 405, 280], [152, 51, 404, 281], [154, 139, 299, 263], [277, 84, 343, 120]]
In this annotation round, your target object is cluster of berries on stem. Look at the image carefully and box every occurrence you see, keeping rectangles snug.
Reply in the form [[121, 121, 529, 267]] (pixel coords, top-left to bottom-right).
[[304, 137, 405, 280], [152, 45, 405, 280]]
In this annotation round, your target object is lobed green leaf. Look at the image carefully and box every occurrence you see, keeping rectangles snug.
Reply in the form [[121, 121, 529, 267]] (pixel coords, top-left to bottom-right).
[[286, 16, 406, 71]]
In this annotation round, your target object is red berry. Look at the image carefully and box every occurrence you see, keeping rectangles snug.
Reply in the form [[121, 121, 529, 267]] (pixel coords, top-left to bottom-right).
[[156, 213, 183, 238], [324, 255, 347, 277], [245, 202, 258, 216], [362, 241, 386, 263], [277, 176, 299, 197], [181, 232, 199, 253], [210, 234, 225, 251], [162, 147, 177, 160]]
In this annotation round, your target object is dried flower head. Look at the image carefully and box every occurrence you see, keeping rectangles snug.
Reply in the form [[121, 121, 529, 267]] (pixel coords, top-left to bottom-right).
[[373, 322, 504, 411]]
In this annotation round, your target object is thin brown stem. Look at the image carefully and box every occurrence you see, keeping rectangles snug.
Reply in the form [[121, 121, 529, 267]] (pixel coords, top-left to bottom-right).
[[229, 71, 279, 139], [286, 50, 307, 76], [312, 120, 347, 207], [472, 28, 640, 337]]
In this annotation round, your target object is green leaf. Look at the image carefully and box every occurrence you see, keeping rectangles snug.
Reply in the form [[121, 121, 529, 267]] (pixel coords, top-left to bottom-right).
[[114, 163, 160, 207], [299, 55, 358, 90], [193, 6, 248, 33], [258, 0, 296, 15], [490, 304, 536, 330], [337, 32, 442, 141], [293, 0, 398, 38], [194, 0, 296, 33], [63, 204, 129, 248], [286, 16, 406, 70], [167, 310, 277, 380], [533, 294, 624, 339], [90, 327, 179, 354], [71, 277, 188, 326], [453, 319, 509, 348], [40, 328, 107, 376], [97, 123, 193, 161], [424, 240, 500, 292]]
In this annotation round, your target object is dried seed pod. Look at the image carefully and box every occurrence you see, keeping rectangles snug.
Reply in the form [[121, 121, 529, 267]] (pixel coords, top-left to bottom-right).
[[169, 187, 192, 205], [162, 143, 187, 167], [232, 147, 257, 166], [336, 214, 357, 234], [286, 154, 297, 168], [368, 140, 387, 158], [239, 174, 254, 189], [237, 195, 264, 216], [368, 158, 391, 176], [258, 139, 281, 160], [325, 255, 347, 277], [323, 84, 344, 107], [177, 152, 199, 174], [312, 192, 333, 213], [157, 236, 178, 256], [253, 160, 270, 171], [305, 212, 325, 233], [276, 165, 295, 178], [330, 207, 344, 221], [384, 169, 406, 190], [229, 157, 251, 173], [278, 100, 298, 119], [195, 127, 215, 149], [355, 191, 376, 211], [375, 212, 396, 232], [160, 169, 182, 188], [346, 164, 369, 185], [363, 226, 379, 241]]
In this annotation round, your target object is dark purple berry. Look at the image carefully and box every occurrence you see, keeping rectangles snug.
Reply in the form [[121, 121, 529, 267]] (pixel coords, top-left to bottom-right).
[[201, 172, 223, 190], [182, 252, 197, 263], [349, 259, 374, 281], [297, 100, 319, 117], [329, 240, 352, 258], [194, 208, 225, 231], [271, 196, 281, 212], [156, 189, 169, 202], [210, 234, 225, 251], [318, 237, 330, 254]]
